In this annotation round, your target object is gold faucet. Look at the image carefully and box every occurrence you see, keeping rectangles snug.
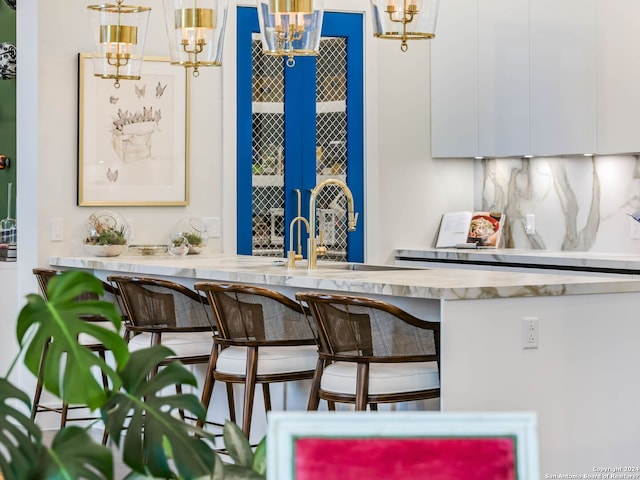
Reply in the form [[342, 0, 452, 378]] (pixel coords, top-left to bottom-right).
[[307, 179, 358, 270], [287, 189, 310, 269]]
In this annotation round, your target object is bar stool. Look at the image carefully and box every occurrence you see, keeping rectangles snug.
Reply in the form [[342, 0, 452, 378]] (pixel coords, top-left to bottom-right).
[[194, 282, 318, 437], [295, 291, 441, 411], [30, 268, 124, 437], [106, 275, 215, 400]]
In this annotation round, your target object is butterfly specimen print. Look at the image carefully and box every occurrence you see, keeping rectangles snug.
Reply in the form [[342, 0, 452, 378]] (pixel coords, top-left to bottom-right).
[[106, 168, 119, 183], [135, 83, 146, 99], [109, 95, 119, 104], [155, 82, 167, 98]]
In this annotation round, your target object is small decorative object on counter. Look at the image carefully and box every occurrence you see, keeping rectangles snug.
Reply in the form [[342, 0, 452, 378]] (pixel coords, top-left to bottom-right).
[[167, 232, 189, 257], [0, 42, 16, 80], [84, 210, 129, 257], [173, 217, 208, 254]]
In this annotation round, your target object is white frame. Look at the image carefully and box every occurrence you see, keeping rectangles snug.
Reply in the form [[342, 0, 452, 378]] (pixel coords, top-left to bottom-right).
[[267, 411, 539, 480], [78, 53, 190, 206]]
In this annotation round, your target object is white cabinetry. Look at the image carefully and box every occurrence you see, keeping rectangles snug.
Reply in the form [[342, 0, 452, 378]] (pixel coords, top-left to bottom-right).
[[478, 0, 529, 157], [432, 0, 598, 158], [430, 0, 478, 158], [530, 0, 597, 156], [596, 0, 640, 154]]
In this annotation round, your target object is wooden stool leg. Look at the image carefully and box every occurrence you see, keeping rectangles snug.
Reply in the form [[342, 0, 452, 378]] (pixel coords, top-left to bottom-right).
[[31, 340, 51, 421], [262, 384, 271, 412], [241, 347, 259, 436], [355, 363, 369, 411], [198, 347, 218, 429], [306, 359, 323, 411], [226, 383, 236, 423]]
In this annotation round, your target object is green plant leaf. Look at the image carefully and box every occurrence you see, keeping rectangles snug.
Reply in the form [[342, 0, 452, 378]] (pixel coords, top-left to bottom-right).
[[30, 426, 113, 480], [16, 271, 129, 409], [103, 346, 218, 479], [223, 420, 254, 468], [252, 437, 267, 475], [0, 378, 43, 480], [222, 464, 266, 480]]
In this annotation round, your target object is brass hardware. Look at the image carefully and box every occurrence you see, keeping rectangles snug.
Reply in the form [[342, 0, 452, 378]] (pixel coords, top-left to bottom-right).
[[0, 155, 9, 170], [307, 179, 358, 270], [87, 0, 151, 88], [287, 189, 310, 269], [175, 8, 215, 29], [100, 25, 138, 44], [173, 7, 216, 77], [270, 0, 313, 13], [386, 0, 420, 52]]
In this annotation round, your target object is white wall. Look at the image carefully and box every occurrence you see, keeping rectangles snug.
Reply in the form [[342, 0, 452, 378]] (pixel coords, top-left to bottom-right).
[[16, 0, 474, 295]]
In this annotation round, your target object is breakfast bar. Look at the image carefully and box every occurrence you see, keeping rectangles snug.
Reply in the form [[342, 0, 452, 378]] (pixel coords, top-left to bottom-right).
[[50, 254, 640, 475]]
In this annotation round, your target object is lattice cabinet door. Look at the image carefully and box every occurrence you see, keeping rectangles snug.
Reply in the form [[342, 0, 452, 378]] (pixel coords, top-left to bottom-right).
[[237, 8, 364, 262]]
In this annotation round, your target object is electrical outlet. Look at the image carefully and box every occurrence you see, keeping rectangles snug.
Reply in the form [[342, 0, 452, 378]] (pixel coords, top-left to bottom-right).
[[525, 214, 536, 235], [522, 317, 539, 349]]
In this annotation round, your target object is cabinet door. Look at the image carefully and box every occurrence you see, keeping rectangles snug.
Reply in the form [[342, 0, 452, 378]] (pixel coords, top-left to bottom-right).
[[597, 0, 640, 154], [430, 0, 479, 158], [530, 0, 597, 155], [478, 0, 529, 157], [237, 7, 364, 262]]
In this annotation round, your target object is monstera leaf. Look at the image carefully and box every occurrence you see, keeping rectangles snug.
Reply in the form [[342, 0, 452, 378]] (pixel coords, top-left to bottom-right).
[[16, 270, 129, 409], [103, 346, 218, 479], [0, 378, 42, 480], [222, 421, 267, 480], [28, 426, 113, 480]]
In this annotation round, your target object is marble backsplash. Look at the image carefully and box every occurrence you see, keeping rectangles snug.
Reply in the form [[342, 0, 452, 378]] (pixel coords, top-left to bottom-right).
[[475, 155, 640, 253]]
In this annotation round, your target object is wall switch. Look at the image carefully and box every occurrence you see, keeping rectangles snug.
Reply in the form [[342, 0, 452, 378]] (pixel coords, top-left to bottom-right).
[[525, 214, 536, 235], [203, 217, 221, 238], [50, 218, 64, 242], [630, 216, 640, 239], [522, 317, 539, 349]]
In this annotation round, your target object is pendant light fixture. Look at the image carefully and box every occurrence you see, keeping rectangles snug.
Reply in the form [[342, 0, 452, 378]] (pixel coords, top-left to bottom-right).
[[87, 0, 151, 88], [162, 0, 229, 77], [370, 0, 440, 52], [256, 0, 325, 67]]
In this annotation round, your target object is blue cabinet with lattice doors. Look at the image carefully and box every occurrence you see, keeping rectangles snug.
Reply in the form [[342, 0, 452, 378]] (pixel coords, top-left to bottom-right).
[[237, 7, 364, 263]]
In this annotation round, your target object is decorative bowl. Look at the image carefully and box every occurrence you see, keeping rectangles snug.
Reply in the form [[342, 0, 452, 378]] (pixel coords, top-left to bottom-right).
[[173, 218, 208, 254], [85, 244, 128, 257], [83, 210, 129, 257]]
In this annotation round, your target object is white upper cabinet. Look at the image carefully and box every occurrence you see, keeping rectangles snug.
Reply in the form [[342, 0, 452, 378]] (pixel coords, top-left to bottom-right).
[[432, 0, 600, 158], [530, 0, 597, 156], [596, 0, 640, 154], [478, 0, 530, 157], [430, 0, 478, 158]]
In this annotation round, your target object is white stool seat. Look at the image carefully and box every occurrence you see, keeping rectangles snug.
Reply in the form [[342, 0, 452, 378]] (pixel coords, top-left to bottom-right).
[[216, 345, 318, 376], [128, 331, 213, 357], [321, 361, 440, 395]]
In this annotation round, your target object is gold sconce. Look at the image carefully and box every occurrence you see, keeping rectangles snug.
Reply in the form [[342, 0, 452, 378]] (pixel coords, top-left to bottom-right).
[[256, 0, 325, 67], [87, 0, 151, 88], [162, 0, 229, 76], [371, 0, 440, 51]]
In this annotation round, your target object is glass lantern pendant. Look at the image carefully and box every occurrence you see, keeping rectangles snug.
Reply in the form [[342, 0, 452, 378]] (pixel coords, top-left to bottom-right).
[[370, 0, 440, 52], [257, 0, 325, 67], [162, 0, 230, 77], [87, 0, 151, 88]]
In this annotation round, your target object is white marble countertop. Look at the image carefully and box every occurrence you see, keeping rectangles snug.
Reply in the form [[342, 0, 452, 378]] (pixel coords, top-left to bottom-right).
[[395, 248, 640, 272], [49, 253, 640, 301]]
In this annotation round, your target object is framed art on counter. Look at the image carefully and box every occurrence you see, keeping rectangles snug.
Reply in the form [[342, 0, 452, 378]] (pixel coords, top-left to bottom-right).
[[78, 53, 189, 206]]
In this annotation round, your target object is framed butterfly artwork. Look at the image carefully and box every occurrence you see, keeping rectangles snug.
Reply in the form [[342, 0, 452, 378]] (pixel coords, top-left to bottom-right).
[[77, 53, 190, 206]]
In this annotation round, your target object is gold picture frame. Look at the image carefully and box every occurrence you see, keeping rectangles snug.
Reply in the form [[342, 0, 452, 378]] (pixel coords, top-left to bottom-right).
[[78, 53, 190, 206]]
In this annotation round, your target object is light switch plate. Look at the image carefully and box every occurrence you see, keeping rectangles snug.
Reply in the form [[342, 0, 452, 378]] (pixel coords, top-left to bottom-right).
[[203, 217, 221, 238], [50, 218, 64, 242]]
